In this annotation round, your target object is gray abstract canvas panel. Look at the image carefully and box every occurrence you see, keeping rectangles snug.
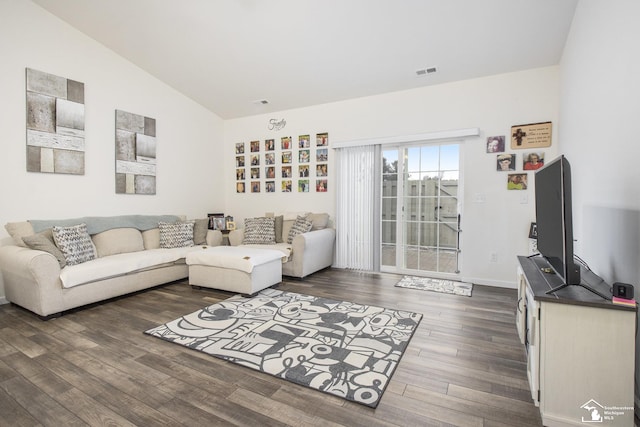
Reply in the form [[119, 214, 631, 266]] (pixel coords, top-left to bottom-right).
[[25, 68, 85, 174], [115, 109, 157, 194]]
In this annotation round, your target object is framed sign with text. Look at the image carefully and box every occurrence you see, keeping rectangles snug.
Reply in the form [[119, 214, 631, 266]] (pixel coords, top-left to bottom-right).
[[510, 121, 552, 149]]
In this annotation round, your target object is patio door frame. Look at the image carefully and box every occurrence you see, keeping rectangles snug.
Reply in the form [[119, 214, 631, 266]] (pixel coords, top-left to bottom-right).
[[333, 127, 478, 274], [380, 140, 464, 279]]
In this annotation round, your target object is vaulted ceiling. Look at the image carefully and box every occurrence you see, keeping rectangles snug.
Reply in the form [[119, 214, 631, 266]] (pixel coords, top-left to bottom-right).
[[31, 0, 578, 119]]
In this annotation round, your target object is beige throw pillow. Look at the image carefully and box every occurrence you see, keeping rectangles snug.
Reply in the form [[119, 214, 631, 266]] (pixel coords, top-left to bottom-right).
[[4, 221, 35, 247], [22, 229, 67, 268], [190, 218, 209, 245], [274, 215, 284, 243]]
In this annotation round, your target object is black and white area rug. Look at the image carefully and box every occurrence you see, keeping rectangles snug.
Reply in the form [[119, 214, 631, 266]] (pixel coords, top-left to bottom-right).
[[395, 276, 473, 297], [144, 288, 422, 407]]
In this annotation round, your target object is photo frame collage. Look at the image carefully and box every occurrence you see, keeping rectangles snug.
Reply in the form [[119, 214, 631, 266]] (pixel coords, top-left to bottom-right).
[[235, 132, 329, 193], [486, 134, 547, 191]]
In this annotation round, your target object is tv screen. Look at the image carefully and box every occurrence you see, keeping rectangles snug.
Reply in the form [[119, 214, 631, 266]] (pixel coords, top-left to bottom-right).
[[534, 155, 581, 285]]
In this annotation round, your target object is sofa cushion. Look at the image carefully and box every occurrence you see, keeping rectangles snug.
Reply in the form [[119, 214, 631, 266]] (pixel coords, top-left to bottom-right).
[[308, 213, 329, 230], [283, 211, 311, 220], [92, 228, 144, 257], [159, 222, 195, 249], [59, 246, 201, 289], [52, 223, 97, 266], [22, 228, 67, 268], [287, 215, 313, 243], [4, 221, 35, 247], [243, 217, 276, 244], [142, 228, 160, 249]]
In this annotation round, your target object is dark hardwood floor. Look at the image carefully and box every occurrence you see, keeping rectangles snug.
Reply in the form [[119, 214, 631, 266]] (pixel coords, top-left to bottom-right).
[[0, 268, 542, 426]]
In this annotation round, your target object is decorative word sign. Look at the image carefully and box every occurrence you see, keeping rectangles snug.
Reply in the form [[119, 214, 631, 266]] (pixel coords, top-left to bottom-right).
[[510, 121, 552, 149], [268, 118, 286, 131]]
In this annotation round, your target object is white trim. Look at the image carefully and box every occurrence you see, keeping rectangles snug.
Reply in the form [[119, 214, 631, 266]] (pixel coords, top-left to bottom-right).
[[333, 127, 480, 149], [0, 297, 8, 305]]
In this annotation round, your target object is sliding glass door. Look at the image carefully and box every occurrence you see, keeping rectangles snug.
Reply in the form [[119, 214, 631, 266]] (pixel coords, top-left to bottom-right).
[[381, 143, 461, 275]]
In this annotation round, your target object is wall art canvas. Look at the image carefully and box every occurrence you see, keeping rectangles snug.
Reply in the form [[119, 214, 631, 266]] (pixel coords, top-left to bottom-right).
[[26, 68, 85, 174], [115, 109, 157, 194], [298, 134, 310, 148], [507, 173, 528, 190], [523, 152, 545, 170], [486, 135, 505, 153], [316, 132, 328, 146]]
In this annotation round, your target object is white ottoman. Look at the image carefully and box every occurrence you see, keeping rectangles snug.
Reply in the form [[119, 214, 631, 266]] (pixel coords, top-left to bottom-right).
[[186, 246, 284, 295]]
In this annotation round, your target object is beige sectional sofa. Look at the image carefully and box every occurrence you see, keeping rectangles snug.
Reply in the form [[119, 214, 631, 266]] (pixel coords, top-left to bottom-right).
[[0, 215, 222, 318], [228, 212, 335, 278]]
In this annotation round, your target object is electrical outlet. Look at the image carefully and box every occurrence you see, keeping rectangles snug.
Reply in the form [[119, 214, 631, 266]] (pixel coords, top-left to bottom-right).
[[490, 252, 498, 262]]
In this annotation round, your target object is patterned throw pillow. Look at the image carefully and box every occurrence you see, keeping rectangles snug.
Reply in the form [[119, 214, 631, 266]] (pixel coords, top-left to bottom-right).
[[159, 221, 195, 249], [287, 215, 313, 243], [243, 217, 276, 244], [52, 223, 97, 266]]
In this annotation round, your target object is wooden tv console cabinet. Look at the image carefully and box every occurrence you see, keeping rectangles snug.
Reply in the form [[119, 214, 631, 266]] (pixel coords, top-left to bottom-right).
[[516, 256, 635, 427]]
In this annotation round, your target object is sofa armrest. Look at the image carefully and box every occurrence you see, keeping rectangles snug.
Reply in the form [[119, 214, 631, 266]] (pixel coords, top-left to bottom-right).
[[228, 229, 244, 246], [285, 228, 336, 278], [0, 245, 65, 317], [206, 229, 223, 246]]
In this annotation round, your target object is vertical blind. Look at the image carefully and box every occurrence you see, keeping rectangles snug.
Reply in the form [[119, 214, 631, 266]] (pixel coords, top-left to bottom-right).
[[335, 145, 380, 270]]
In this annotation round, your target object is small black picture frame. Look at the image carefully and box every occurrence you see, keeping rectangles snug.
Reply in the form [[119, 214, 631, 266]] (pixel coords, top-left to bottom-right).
[[208, 213, 224, 230], [529, 222, 538, 239]]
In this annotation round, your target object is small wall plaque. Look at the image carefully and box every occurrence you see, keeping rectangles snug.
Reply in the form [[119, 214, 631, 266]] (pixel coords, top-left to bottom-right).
[[510, 121, 552, 149]]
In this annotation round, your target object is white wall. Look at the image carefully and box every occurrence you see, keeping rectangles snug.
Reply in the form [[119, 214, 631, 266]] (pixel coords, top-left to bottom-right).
[[0, 0, 225, 300], [225, 67, 560, 287], [559, 0, 640, 285], [0, 1, 566, 296], [558, 0, 640, 411]]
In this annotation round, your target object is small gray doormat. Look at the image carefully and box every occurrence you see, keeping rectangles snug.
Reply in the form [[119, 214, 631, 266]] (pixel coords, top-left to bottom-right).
[[395, 276, 473, 297]]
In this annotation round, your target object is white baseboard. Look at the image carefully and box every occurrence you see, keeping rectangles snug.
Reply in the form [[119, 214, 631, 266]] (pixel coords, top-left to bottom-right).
[[0, 297, 9, 305]]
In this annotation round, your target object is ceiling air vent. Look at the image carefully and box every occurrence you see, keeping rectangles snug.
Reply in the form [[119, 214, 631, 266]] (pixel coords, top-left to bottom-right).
[[416, 67, 437, 77]]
